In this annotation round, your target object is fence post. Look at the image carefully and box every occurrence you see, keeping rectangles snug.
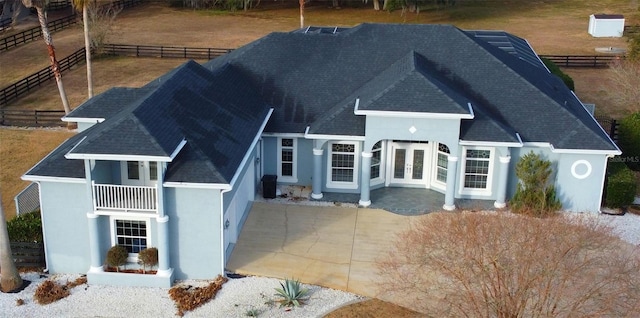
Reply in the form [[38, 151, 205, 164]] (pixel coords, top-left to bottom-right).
[[610, 120, 619, 143], [184, 47, 187, 59], [35, 110, 39, 125]]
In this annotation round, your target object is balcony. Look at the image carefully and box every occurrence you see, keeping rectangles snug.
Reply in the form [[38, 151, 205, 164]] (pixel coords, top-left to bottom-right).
[[92, 183, 157, 214]]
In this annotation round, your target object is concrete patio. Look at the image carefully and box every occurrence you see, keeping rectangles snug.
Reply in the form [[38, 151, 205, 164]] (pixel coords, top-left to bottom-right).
[[226, 202, 426, 299]]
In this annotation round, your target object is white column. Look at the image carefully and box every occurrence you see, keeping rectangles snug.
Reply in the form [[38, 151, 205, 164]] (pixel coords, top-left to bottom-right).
[[156, 215, 171, 276], [311, 148, 324, 199], [359, 152, 372, 207], [494, 155, 511, 209], [87, 213, 103, 273], [443, 156, 459, 211]]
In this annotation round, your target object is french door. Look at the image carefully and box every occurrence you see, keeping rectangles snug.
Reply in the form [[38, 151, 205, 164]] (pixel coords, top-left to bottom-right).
[[121, 161, 158, 186], [389, 142, 431, 186]]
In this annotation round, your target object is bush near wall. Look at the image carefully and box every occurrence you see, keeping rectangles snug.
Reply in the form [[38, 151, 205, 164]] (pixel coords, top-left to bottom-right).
[[540, 57, 575, 91], [605, 161, 637, 208], [7, 210, 43, 243], [618, 112, 640, 171]]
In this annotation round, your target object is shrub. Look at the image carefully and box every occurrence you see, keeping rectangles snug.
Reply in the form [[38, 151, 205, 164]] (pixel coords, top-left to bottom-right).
[[618, 112, 640, 171], [34, 280, 70, 305], [7, 210, 43, 243], [169, 275, 228, 316], [541, 57, 575, 91], [605, 161, 637, 208], [377, 212, 640, 316], [274, 278, 309, 308], [138, 247, 158, 273], [510, 151, 562, 217], [105, 245, 128, 271]]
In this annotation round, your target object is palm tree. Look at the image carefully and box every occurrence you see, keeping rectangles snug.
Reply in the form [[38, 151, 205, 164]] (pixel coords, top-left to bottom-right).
[[0, 188, 23, 293], [72, 0, 92, 98], [299, 0, 304, 29], [21, 0, 72, 115]]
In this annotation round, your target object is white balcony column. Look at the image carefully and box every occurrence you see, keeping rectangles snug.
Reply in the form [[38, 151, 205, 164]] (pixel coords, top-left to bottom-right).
[[494, 155, 511, 209], [156, 162, 165, 218], [87, 213, 103, 273], [311, 148, 324, 199], [359, 151, 372, 207], [84, 159, 94, 209], [443, 156, 459, 211]]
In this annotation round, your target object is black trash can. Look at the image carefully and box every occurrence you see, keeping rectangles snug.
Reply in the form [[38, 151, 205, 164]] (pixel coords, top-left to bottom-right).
[[262, 175, 277, 199]]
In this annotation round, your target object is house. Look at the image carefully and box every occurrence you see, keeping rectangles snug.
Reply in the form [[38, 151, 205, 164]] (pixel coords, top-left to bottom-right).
[[23, 23, 620, 287]]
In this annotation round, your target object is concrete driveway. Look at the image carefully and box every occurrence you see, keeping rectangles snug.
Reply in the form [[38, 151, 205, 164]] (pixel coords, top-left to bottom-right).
[[226, 202, 423, 298]]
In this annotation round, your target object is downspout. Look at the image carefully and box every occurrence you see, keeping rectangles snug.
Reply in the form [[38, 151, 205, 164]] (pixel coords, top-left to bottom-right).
[[220, 187, 231, 275], [35, 181, 49, 273]]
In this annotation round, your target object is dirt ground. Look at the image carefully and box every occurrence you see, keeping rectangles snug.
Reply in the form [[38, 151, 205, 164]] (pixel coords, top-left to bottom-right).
[[1, 1, 639, 316]]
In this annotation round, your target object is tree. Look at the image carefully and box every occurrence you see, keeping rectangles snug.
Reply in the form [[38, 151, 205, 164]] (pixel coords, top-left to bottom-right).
[[72, 0, 93, 98], [510, 151, 561, 217], [21, 0, 72, 115], [378, 212, 640, 316], [299, 0, 304, 29], [0, 188, 23, 293]]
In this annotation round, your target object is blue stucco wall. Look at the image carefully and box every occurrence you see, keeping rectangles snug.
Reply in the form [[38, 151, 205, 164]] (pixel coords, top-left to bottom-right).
[[39, 181, 92, 273], [164, 187, 222, 279], [508, 147, 606, 212]]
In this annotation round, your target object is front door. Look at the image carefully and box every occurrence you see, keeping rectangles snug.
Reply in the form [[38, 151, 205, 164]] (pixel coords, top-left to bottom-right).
[[121, 161, 158, 186], [389, 141, 431, 186]]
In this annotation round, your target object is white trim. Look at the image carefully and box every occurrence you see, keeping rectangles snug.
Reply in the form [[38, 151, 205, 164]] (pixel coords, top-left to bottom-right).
[[520, 142, 620, 155], [220, 187, 232, 273], [358, 200, 371, 207], [571, 160, 592, 179], [169, 139, 187, 160], [499, 155, 511, 164], [62, 117, 104, 123], [313, 148, 324, 156], [494, 201, 507, 209], [109, 216, 152, 263], [459, 146, 494, 196], [353, 98, 474, 119], [431, 143, 450, 190], [361, 152, 373, 158], [369, 141, 385, 184], [597, 157, 608, 212], [277, 137, 298, 183], [21, 175, 86, 183], [304, 126, 365, 141], [571, 90, 621, 153], [443, 204, 456, 211], [65, 153, 173, 162], [311, 193, 323, 199], [261, 132, 306, 138], [326, 141, 360, 190], [162, 182, 231, 190], [96, 211, 159, 218], [459, 140, 523, 147]]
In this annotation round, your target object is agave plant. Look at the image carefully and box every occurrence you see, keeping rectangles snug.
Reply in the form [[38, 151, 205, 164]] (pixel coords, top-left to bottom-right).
[[274, 278, 309, 307]]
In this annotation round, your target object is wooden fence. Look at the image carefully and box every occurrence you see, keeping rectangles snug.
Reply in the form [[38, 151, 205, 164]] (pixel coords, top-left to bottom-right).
[[624, 25, 639, 36], [0, 47, 85, 107], [0, 0, 143, 53], [10, 242, 46, 268], [0, 17, 12, 31], [0, 109, 66, 127], [595, 116, 619, 143], [538, 55, 623, 68], [101, 43, 233, 59], [0, 14, 78, 52]]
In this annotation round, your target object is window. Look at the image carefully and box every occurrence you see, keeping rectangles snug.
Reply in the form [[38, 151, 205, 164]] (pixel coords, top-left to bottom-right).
[[371, 141, 383, 180], [436, 143, 450, 183], [462, 148, 493, 193], [327, 142, 359, 189], [149, 162, 158, 181], [277, 138, 297, 182], [127, 161, 139, 180], [112, 219, 149, 261]]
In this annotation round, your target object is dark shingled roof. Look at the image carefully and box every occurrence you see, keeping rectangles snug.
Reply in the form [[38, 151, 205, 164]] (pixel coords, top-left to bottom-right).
[[27, 61, 272, 184], [203, 23, 615, 150]]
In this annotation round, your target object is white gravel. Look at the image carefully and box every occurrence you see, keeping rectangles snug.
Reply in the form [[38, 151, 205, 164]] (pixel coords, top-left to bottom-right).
[[0, 274, 362, 318]]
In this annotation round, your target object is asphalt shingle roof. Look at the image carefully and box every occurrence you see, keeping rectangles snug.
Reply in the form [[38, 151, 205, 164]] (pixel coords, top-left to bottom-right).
[[204, 23, 616, 151]]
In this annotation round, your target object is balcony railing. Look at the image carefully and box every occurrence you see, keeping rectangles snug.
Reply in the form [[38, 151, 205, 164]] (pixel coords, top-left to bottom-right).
[[93, 183, 157, 213]]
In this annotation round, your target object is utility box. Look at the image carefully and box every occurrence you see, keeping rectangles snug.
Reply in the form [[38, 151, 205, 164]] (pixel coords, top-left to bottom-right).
[[261, 175, 277, 199], [588, 14, 625, 37]]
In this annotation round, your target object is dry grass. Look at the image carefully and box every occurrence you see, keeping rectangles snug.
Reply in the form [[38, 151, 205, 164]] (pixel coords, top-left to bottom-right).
[[0, 128, 74, 219], [33, 276, 87, 305], [168, 275, 228, 317]]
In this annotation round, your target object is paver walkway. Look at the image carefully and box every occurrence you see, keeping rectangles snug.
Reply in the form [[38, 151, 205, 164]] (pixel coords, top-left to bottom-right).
[[226, 202, 424, 299]]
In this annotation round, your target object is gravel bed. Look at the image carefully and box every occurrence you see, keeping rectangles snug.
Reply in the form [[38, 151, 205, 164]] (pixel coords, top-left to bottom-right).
[[0, 274, 361, 318]]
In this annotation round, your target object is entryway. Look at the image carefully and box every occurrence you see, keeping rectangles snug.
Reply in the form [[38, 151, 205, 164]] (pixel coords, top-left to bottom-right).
[[388, 141, 431, 186]]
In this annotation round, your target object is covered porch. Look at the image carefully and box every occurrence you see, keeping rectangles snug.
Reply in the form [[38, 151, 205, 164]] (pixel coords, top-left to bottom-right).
[[315, 187, 496, 215]]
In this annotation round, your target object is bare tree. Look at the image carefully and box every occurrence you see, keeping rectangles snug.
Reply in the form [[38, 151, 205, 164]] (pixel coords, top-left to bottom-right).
[[378, 212, 640, 316], [0, 188, 22, 293], [299, 0, 304, 29], [72, 0, 93, 98], [608, 59, 640, 113], [21, 0, 72, 115], [87, 0, 121, 54]]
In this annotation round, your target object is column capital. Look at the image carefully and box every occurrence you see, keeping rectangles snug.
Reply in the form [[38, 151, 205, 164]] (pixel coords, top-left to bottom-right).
[[361, 151, 372, 158], [499, 155, 511, 163], [86, 212, 99, 219], [447, 156, 459, 162], [157, 215, 169, 223], [313, 148, 324, 156]]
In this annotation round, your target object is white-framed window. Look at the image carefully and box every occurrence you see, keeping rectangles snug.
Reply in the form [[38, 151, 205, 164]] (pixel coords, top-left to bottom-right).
[[327, 141, 359, 189], [277, 138, 297, 182], [460, 147, 494, 195], [435, 143, 450, 184], [110, 217, 150, 262], [370, 141, 383, 181]]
